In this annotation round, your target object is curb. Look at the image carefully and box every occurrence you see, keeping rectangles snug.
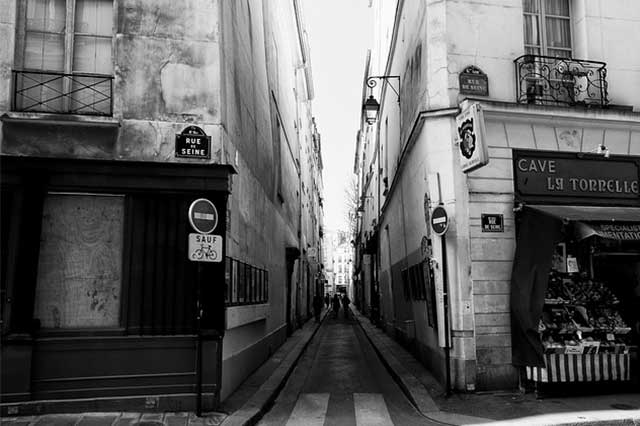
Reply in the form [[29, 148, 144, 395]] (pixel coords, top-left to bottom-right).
[[351, 309, 491, 426], [220, 311, 328, 426], [352, 309, 640, 426]]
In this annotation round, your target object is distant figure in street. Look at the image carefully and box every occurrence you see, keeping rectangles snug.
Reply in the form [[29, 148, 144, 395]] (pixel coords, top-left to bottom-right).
[[313, 294, 323, 323], [341, 294, 351, 318], [332, 294, 340, 318], [324, 293, 330, 309]]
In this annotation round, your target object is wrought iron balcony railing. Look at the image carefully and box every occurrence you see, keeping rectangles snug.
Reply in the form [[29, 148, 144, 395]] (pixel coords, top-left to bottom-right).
[[12, 70, 114, 116], [514, 55, 608, 107]]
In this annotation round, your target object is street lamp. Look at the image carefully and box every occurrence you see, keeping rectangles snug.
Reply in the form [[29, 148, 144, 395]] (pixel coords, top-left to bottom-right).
[[362, 75, 400, 125], [363, 95, 380, 125]]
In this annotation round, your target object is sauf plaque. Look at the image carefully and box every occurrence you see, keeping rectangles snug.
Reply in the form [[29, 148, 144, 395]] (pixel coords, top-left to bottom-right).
[[175, 125, 211, 159]]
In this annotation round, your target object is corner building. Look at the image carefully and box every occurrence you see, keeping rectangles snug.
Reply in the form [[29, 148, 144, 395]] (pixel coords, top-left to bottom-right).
[[354, 0, 640, 393], [0, 0, 323, 412]]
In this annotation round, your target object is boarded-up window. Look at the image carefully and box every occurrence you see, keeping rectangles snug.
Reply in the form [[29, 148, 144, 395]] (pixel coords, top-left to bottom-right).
[[33, 193, 124, 328]]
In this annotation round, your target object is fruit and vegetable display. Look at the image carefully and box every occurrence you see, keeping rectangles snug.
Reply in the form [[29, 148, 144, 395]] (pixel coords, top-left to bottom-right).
[[545, 274, 620, 305], [540, 271, 633, 355]]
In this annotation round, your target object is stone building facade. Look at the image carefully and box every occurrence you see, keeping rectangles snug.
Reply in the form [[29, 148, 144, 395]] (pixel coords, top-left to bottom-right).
[[354, 0, 640, 392], [0, 0, 323, 412]]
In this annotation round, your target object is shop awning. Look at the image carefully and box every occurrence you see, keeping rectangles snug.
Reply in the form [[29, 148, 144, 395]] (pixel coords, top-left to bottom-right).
[[575, 222, 640, 240], [528, 205, 640, 240], [528, 205, 640, 222]]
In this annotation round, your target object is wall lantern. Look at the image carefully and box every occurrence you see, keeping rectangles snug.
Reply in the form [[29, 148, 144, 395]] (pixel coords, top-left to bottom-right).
[[362, 75, 400, 125], [363, 95, 380, 125]]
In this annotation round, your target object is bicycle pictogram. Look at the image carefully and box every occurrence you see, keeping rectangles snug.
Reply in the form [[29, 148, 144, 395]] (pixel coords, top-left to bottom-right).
[[191, 244, 218, 261]]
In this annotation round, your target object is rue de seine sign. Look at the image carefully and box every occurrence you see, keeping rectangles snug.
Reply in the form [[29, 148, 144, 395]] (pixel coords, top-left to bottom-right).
[[513, 150, 639, 201]]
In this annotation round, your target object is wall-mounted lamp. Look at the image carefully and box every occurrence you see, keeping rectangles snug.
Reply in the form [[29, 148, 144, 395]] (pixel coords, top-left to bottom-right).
[[594, 143, 610, 158], [362, 75, 400, 125]]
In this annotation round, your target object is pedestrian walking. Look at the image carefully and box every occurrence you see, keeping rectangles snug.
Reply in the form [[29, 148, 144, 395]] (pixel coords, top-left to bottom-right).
[[341, 293, 351, 318], [332, 294, 340, 318], [324, 293, 330, 309], [313, 294, 323, 323]]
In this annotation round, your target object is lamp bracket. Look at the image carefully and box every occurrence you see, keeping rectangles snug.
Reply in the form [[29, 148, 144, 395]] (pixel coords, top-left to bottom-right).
[[367, 75, 401, 101]]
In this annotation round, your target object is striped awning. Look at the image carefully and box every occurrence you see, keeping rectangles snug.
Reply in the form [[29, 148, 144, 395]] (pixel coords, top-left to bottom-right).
[[526, 353, 631, 383]]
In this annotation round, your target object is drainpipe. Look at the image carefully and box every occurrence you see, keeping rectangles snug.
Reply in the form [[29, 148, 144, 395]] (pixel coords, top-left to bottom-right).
[[375, 123, 382, 327]]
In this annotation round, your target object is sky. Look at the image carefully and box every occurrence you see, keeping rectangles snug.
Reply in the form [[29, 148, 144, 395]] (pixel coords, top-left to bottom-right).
[[302, 0, 373, 232]]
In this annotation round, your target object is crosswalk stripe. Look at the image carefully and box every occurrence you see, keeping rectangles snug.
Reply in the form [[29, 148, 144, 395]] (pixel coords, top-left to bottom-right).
[[285, 393, 330, 426], [354, 393, 394, 426]]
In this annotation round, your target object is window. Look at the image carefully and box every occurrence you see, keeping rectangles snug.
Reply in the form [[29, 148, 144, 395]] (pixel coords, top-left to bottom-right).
[[225, 258, 269, 306], [15, 0, 113, 114], [33, 193, 124, 328], [523, 0, 571, 58]]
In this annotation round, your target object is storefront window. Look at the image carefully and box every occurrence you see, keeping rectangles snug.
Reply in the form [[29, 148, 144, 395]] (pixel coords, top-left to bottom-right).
[[33, 193, 124, 328]]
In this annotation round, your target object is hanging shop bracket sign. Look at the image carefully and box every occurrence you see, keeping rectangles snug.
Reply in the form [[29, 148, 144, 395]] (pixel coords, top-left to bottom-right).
[[455, 103, 489, 173]]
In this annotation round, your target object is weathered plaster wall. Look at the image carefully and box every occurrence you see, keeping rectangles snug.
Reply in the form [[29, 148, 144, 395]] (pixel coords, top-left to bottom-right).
[[2, 0, 226, 161], [115, 0, 224, 161], [217, 0, 319, 399], [447, 0, 522, 104], [1, 0, 321, 402]]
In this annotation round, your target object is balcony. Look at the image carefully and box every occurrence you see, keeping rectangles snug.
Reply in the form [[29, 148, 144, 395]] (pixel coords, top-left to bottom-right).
[[12, 70, 114, 116], [514, 55, 608, 107]]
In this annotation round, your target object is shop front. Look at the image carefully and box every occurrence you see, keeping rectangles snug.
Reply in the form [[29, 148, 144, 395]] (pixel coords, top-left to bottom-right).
[[510, 149, 640, 393], [1, 155, 234, 412]]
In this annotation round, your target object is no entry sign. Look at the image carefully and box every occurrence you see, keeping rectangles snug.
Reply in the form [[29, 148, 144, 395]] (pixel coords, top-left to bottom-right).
[[188, 198, 218, 234], [431, 206, 449, 236]]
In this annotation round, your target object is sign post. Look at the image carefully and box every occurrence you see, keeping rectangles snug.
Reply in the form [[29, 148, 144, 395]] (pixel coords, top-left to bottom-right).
[[187, 198, 221, 416], [431, 205, 451, 396]]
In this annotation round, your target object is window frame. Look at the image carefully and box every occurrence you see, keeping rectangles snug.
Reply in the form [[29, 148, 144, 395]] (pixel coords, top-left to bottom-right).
[[523, 0, 573, 58], [224, 257, 269, 307], [16, 0, 116, 73], [14, 0, 116, 114]]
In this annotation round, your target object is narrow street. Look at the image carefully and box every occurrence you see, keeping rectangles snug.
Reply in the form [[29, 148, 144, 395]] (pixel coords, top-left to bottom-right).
[[257, 309, 434, 426]]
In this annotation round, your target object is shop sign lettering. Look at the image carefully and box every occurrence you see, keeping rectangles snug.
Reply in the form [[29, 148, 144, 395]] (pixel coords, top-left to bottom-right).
[[591, 223, 640, 240], [514, 152, 640, 200]]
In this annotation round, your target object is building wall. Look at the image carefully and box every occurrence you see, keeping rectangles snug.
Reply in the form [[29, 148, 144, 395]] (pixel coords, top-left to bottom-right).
[[214, 0, 321, 399], [0, 2, 16, 113], [360, 0, 640, 392], [1, 0, 322, 406], [467, 102, 640, 388]]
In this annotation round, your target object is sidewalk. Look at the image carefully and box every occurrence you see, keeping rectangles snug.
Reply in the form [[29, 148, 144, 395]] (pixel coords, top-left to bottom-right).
[[4, 306, 640, 425], [1, 310, 328, 426], [351, 308, 640, 426]]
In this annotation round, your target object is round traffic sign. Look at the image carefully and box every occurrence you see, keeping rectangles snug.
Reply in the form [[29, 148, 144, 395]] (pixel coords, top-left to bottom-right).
[[188, 198, 218, 234], [431, 206, 449, 236]]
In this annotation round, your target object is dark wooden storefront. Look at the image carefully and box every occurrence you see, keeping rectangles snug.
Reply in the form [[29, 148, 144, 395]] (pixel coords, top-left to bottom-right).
[[1, 156, 234, 412]]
